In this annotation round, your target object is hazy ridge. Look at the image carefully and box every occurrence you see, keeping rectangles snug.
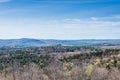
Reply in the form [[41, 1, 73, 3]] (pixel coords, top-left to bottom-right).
[[0, 38, 120, 47]]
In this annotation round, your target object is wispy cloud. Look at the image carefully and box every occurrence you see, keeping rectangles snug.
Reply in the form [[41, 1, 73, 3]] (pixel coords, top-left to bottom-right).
[[0, 16, 120, 39], [112, 15, 120, 19], [34, 0, 115, 3], [0, 0, 10, 3]]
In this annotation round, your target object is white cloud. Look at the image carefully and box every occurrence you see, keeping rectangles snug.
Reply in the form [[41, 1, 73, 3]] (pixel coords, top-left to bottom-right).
[[0, 15, 120, 39], [113, 15, 120, 19], [0, 0, 10, 3], [90, 17, 98, 21]]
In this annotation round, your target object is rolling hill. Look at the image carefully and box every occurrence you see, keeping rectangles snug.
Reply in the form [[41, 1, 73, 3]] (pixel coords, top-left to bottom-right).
[[0, 38, 120, 47]]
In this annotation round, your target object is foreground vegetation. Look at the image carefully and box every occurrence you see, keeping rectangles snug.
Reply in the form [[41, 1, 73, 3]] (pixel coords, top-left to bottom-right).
[[0, 46, 120, 80]]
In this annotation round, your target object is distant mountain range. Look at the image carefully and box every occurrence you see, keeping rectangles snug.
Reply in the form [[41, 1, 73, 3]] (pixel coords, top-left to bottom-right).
[[0, 38, 120, 47]]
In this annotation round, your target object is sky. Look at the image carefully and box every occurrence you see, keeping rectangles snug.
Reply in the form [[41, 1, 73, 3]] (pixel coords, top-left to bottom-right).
[[0, 0, 120, 39]]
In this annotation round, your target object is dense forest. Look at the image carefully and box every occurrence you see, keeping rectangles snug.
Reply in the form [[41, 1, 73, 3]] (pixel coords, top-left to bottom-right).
[[0, 46, 120, 80]]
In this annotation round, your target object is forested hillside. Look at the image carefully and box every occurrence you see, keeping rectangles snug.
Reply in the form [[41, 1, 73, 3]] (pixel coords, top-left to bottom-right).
[[0, 46, 120, 80]]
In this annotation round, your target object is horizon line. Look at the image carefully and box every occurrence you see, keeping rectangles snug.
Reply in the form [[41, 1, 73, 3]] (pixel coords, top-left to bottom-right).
[[0, 38, 120, 40]]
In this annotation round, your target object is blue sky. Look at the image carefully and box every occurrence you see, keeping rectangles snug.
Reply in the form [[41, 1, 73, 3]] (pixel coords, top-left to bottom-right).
[[0, 0, 120, 39]]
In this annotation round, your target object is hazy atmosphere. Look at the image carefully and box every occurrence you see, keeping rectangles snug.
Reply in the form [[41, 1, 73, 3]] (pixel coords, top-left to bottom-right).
[[0, 0, 120, 39]]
